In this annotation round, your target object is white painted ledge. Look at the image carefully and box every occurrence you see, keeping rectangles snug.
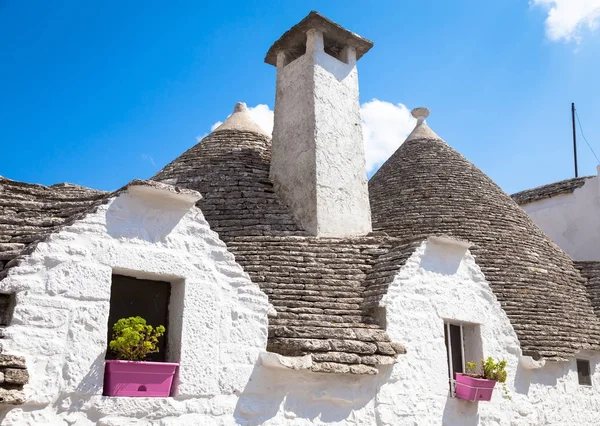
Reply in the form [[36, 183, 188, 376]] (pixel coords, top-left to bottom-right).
[[519, 355, 546, 370], [259, 352, 312, 371], [428, 235, 472, 249], [126, 179, 202, 205]]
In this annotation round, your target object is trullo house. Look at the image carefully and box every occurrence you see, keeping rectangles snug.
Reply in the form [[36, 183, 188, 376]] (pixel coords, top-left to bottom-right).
[[1, 10, 600, 426]]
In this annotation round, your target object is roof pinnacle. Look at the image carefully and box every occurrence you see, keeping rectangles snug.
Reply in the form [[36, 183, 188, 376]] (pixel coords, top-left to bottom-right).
[[212, 102, 270, 137], [411, 107, 430, 122], [233, 102, 248, 113], [405, 106, 441, 142]]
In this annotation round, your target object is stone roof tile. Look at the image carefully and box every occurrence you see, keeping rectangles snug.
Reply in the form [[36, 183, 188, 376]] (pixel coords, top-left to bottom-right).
[[368, 114, 600, 360], [153, 126, 410, 373], [574, 261, 600, 319], [0, 178, 194, 279], [0, 177, 111, 278], [511, 176, 592, 205]]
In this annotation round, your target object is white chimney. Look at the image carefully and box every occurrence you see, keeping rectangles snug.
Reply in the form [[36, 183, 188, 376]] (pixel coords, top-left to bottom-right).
[[265, 11, 373, 237]]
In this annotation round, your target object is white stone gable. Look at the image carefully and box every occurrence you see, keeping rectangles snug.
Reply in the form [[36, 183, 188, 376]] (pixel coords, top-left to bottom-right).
[[0, 188, 270, 424]]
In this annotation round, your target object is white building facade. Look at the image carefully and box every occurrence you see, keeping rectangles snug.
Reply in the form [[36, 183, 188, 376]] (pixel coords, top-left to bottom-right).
[[513, 168, 600, 261], [1, 11, 599, 426]]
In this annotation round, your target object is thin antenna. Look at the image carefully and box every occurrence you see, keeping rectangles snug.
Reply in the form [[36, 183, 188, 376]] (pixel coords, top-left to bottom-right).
[[572, 102, 578, 178]]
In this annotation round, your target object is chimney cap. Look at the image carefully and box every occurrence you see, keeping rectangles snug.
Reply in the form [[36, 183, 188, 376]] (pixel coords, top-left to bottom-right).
[[265, 11, 373, 66]]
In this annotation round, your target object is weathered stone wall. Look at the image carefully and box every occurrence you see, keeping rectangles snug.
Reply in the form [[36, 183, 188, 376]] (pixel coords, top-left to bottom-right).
[[521, 170, 600, 261], [0, 294, 28, 405], [0, 355, 28, 405]]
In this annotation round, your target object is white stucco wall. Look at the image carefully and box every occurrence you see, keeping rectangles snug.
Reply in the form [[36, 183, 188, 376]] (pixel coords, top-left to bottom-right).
[[0, 188, 270, 425], [521, 172, 600, 261], [230, 238, 600, 426], [228, 238, 600, 426], [0, 193, 599, 425], [378, 238, 600, 426], [270, 28, 372, 237]]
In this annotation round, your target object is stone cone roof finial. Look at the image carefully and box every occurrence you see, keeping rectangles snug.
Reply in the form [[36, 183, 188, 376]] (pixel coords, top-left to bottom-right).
[[411, 107, 430, 123], [233, 102, 248, 113], [405, 106, 440, 142], [212, 102, 270, 137]]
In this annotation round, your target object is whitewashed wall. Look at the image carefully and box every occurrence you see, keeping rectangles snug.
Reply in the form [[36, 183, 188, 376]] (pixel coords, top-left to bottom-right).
[[230, 238, 600, 426], [225, 238, 600, 426], [521, 171, 600, 261], [0, 193, 599, 425], [0, 188, 270, 425], [378, 238, 600, 426]]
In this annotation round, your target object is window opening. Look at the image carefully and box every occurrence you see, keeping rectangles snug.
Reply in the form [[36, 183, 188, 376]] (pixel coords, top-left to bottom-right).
[[577, 359, 592, 386], [445, 322, 465, 381], [0, 293, 15, 326], [106, 275, 171, 362], [323, 35, 348, 64], [280, 35, 307, 67]]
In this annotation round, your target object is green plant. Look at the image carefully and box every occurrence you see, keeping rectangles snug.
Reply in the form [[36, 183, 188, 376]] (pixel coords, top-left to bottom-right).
[[465, 357, 511, 399], [466, 361, 478, 375], [109, 316, 165, 361]]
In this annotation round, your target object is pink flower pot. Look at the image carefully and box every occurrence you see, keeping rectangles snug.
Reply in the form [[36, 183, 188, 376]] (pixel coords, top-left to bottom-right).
[[104, 360, 178, 397], [455, 373, 496, 401]]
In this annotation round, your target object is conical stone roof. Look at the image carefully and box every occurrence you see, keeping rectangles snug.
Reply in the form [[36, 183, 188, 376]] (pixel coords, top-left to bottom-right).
[[153, 103, 304, 239], [369, 109, 600, 360], [152, 104, 407, 373]]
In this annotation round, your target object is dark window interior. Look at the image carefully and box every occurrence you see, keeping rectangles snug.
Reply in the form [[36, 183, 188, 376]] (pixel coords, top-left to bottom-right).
[[445, 323, 464, 381], [0, 293, 14, 326], [577, 359, 592, 386], [323, 35, 347, 63], [107, 275, 171, 362], [449, 324, 464, 377], [283, 34, 307, 66]]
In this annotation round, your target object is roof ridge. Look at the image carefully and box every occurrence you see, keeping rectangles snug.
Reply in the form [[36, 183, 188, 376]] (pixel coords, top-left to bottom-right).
[[511, 175, 593, 205]]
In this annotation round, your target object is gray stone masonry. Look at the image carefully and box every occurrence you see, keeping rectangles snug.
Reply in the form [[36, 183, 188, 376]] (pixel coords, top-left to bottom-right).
[[0, 355, 28, 405]]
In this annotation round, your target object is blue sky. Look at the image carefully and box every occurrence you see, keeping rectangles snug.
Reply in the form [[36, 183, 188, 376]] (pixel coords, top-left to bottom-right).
[[1, 1, 599, 194]]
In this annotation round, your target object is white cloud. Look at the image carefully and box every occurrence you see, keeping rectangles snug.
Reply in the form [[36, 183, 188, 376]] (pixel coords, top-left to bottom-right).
[[360, 100, 416, 173], [532, 0, 600, 42], [203, 100, 415, 175], [245, 104, 274, 134], [200, 104, 274, 141]]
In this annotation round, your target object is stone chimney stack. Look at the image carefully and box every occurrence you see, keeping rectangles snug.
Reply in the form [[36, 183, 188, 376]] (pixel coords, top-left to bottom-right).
[[265, 11, 373, 237]]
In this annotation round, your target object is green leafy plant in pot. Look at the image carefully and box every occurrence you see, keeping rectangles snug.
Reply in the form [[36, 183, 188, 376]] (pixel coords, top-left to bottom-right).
[[461, 357, 510, 400], [104, 316, 178, 397], [109, 316, 165, 361]]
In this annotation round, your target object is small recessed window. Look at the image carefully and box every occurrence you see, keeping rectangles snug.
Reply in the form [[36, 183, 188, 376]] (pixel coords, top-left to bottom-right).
[[577, 359, 592, 386], [444, 321, 482, 396], [0, 293, 14, 326], [445, 322, 465, 385], [106, 275, 171, 361]]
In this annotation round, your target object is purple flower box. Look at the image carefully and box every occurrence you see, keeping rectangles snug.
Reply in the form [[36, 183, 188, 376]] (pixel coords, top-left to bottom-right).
[[455, 373, 496, 401], [104, 360, 178, 397]]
